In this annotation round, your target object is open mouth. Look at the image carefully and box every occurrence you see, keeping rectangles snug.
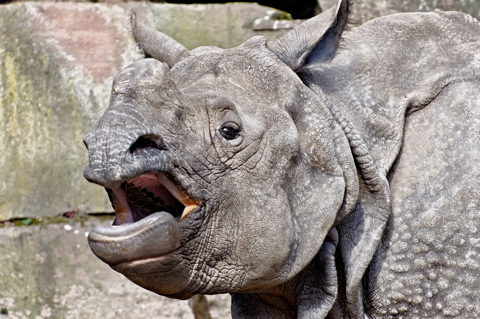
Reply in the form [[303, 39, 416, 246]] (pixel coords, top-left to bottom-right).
[[108, 173, 201, 225], [88, 173, 201, 266]]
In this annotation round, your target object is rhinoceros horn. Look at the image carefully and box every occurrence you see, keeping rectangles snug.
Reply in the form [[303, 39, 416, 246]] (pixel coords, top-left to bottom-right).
[[267, 0, 349, 71], [131, 11, 191, 68]]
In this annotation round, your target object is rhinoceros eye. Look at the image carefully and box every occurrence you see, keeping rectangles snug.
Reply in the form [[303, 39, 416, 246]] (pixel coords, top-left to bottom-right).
[[220, 122, 240, 140]]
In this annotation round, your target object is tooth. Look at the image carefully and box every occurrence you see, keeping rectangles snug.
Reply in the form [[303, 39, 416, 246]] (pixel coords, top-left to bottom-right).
[[112, 187, 134, 224], [180, 205, 199, 221]]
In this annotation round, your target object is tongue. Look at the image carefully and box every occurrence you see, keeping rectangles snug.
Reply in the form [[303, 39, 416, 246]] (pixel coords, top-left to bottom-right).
[[88, 212, 181, 265]]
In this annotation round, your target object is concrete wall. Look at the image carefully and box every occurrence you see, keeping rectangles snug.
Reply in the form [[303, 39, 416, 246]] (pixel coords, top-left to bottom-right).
[[0, 2, 289, 221], [2, 1, 479, 221], [0, 218, 231, 318]]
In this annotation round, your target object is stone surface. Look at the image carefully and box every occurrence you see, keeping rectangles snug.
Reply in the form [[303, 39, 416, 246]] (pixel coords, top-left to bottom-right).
[[0, 2, 288, 221], [317, 0, 337, 12], [0, 218, 231, 318], [136, 3, 290, 50], [319, 0, 480, 24]]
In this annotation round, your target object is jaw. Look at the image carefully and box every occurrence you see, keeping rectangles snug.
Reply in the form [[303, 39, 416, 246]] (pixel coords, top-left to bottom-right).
[[87, 172, 202, 296], [111, 248, 193, 298], [86, 171, 306, 298]]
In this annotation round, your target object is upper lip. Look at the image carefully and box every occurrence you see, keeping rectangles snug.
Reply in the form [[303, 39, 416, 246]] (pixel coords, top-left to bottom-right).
[[107, 172, 201, 225]]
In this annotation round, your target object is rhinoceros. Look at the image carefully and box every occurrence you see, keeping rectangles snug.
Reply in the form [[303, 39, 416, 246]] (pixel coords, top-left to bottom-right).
[[83, 0, 480, 317]]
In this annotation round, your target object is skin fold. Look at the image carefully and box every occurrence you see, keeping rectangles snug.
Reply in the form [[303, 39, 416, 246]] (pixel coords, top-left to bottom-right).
[[83, 0, 480, 317]]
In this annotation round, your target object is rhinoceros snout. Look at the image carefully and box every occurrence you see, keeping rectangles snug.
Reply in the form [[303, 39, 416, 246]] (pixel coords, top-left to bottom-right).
[[83, 129, 168, 189]]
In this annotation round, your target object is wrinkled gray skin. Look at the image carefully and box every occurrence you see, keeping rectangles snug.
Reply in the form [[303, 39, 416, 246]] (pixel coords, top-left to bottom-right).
[[83, 0, 480, 317]]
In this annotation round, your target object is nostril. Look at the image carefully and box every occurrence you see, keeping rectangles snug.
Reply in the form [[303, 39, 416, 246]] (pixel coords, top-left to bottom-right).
[[83, 139, 89, 150], [129, 135, 165, 155]]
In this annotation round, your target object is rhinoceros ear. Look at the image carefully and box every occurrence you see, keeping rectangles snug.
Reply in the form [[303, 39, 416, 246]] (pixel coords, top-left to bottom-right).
[[267, 0, 349, 71], [131, 11, 191, 68]]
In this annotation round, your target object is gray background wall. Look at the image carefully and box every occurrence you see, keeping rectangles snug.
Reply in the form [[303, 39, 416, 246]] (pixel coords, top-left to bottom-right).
[[0, 2, 291, 221], [1, 0, 479, 221]]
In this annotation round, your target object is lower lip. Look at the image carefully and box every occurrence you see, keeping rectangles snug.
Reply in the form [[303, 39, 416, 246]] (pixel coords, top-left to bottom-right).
[[88, 212, 181, 266]]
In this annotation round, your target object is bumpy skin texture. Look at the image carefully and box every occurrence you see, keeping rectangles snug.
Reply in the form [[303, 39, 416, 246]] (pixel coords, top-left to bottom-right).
[[301, 10, 480, 317], [83, 0, 480, 317]]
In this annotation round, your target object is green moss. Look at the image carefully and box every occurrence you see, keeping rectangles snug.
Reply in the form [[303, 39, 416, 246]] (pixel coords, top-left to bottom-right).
[[43, 215, 70, 225], [268, 9, 293, 20], [21, 218, 32, 226], [5, 54, 18, 109], [0, 213, 114, 228]]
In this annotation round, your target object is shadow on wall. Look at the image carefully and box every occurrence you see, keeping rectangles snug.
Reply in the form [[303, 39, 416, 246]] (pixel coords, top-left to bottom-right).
[[0, 0, 322, 18], [170, 0, 480, 23], [166, 0, 321, 18], [2, 0, 477, 23]]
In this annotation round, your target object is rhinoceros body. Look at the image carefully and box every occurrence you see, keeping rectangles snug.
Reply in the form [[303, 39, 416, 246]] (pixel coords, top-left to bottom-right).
[[83, 0, 480, 317]]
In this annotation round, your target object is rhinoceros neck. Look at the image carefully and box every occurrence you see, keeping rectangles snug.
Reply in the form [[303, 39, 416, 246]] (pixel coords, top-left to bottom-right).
[[231, 235, 341, 318]]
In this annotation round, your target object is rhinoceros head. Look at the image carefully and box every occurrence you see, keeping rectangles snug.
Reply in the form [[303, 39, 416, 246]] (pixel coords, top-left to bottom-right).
[[83, 0, 355, 302]]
